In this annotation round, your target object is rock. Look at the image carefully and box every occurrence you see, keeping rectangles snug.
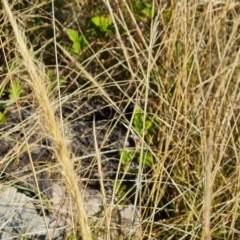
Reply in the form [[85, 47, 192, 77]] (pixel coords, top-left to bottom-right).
[[0, 183, 140, 239], [0, 183, 67, 239], [81, 187, 140, 239]]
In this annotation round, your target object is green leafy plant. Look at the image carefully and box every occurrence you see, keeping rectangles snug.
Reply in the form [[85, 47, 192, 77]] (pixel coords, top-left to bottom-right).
[[46, 69, 67, 91], [112, 180, 128, 203], [121, 150, 153, 169], [120, 107, 158, 171], [0, 112, 6, 123], [139, 152, 153, 168], [131, 0, 155, 22], [174, 40, 183, 61], [66, 29, 88, 54], [0, 82, 24, 123], [163, 8, 173, 24], [142, 3, 153, 18], [121, 151, 135, 165], [7, 82, 24, 100], [121, 150, 138, 173], [91, 15, 113, 32], [133, 108, 158, 139]]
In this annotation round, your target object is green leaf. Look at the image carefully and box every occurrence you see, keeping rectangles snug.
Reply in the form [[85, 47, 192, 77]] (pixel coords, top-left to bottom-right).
[[8, 82, 23, 100], [112, 180, 128, 203], [142, 3, 152, 18], [103, 16, 112, 29], [91, 16, 100, 27], [163, 9, 172, 24], [0, 112, 6, 122], [66, 29, 79, 43], [72, 41, 81, 54], [121, 151, 134, 164], [79, 35, 88, 47], [138, 153, 153, 168], [145, 120, 153, 131], [175, 40, 183, 59], [91, 16, 112, 31], [66, 29, 89, 54], [133, 109, 143, 134], [60, 76, 67, 83]]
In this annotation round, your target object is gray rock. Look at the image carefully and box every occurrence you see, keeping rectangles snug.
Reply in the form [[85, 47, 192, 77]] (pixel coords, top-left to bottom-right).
[[0, 184, 67, 239], [0, 183, 140, 239]]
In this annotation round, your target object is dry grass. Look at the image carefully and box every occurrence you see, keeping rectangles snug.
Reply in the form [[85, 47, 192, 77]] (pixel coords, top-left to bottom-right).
[[2, 1, 91, 239], [0, 0, 240, 239]]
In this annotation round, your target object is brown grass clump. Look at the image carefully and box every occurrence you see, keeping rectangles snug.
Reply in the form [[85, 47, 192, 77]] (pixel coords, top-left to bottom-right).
[[0, 0, 240, 239]]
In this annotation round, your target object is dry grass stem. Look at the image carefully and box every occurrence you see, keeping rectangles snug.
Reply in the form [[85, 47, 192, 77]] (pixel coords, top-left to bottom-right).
[[2, 1, 92, 239]]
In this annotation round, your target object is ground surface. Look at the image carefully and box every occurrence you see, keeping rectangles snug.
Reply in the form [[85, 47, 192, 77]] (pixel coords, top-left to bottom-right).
[[0, 100, 140, 239], [1, 0, 240, 239]]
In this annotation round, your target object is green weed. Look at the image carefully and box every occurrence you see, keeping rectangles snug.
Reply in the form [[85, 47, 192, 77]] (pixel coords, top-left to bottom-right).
[[66, 28, 88, 54], [91, 15, 113, 33], [7, 82, 24, 100]]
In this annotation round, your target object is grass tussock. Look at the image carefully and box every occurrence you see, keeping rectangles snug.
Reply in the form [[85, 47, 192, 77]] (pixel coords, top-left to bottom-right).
[[0, 0, 240, 239]]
